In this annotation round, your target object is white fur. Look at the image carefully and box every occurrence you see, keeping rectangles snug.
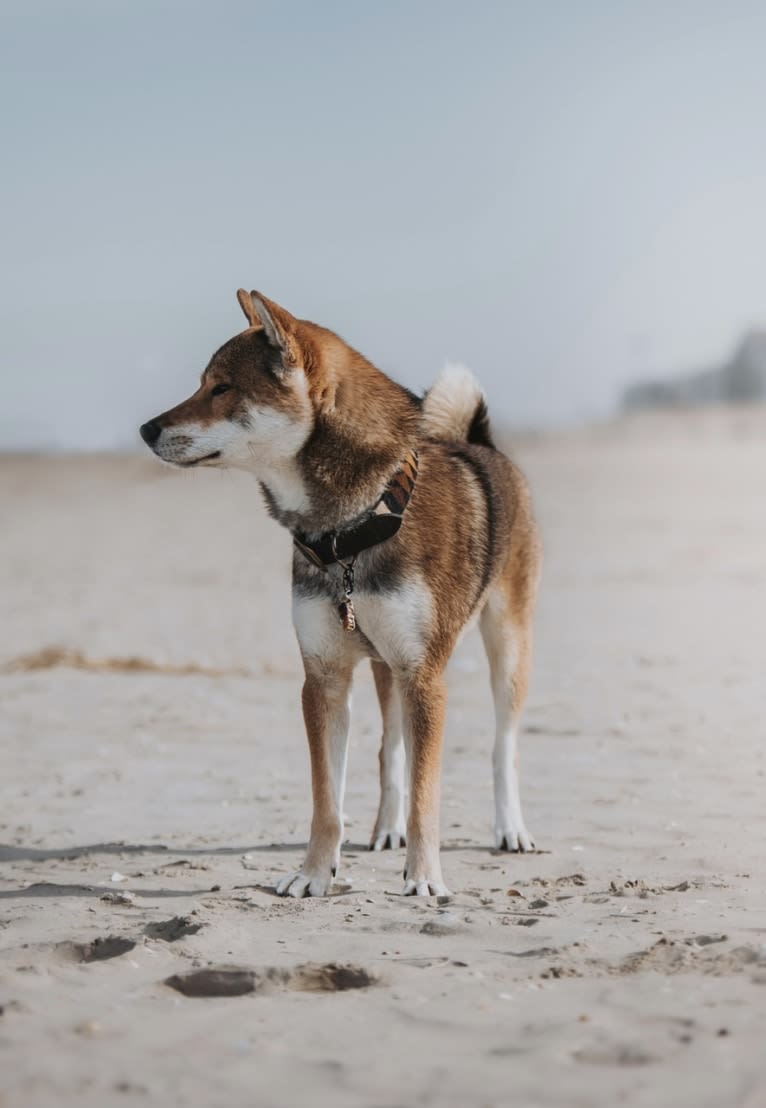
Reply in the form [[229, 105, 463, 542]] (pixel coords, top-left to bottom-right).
[[292, 594, 358, 669], [353, 579, 433, 672], [152, 371, 314, 514], [422, 364, 485, 441], [279, 593, 360, 897], [248, 405, 310, 513], [355, 580, 447, 891], [289, 586, 432, 875], [293, 582, 433, 674], [276, 679, 352, 898], [370, 683, 407, 851], [152, 419, 245, 466], [479, 593, 535, 853]]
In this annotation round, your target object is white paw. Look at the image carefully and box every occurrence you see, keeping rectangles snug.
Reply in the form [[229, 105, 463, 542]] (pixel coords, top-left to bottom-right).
[[275, 870, 333, 898], [369, 823, 407, 851], [495, 826, 535, 853], [402, 876, 450, 897]]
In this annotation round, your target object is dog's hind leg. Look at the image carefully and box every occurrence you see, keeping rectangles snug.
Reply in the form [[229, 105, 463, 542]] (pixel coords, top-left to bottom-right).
[[369, 660, 407, 851], [480, 582, 536, 853]]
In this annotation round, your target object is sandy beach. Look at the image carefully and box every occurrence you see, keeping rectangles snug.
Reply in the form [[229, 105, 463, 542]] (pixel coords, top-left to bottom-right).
[[1, 411, 765, 1108]]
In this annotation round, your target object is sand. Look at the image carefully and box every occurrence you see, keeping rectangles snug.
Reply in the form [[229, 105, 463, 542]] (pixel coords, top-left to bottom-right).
[[1, 411, 765, 1108]]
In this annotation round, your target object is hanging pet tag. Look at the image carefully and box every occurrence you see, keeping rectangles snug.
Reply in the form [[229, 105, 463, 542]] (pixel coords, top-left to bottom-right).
[[338, 560, 357, 632], [339, 598, 356, 632]]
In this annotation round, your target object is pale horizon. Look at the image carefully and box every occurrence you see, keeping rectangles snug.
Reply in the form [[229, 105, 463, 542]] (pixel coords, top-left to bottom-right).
[[3, 1, 766, 449]]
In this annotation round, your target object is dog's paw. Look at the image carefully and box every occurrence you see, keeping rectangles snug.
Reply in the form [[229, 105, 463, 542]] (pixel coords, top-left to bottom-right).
[[369, 822, 407, 851], [402, 876, 450, 897], [495, 826, 535, 853], [275, 870, 333, 898]]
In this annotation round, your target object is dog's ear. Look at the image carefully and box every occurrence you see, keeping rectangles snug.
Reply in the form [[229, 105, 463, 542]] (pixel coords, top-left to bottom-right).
[[236, 288, 263, 330], [235, 289, 300, 366]]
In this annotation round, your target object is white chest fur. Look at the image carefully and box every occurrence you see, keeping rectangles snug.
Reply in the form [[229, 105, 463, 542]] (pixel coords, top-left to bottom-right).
[[292, 579, 433, 673]]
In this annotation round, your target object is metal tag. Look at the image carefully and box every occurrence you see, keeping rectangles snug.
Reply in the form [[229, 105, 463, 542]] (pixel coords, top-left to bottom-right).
[[339, 598, 356, 632]]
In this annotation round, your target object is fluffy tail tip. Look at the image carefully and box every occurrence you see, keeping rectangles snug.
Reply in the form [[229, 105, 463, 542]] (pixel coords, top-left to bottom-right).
[[421, 364, 494, 447]]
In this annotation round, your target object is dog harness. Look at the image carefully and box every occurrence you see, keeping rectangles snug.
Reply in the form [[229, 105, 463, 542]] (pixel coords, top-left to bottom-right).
[[292, 450, 419, 631]]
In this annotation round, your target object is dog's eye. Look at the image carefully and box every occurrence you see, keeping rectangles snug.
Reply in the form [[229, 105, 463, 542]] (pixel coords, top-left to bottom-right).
[[211, 383, 232, 397]]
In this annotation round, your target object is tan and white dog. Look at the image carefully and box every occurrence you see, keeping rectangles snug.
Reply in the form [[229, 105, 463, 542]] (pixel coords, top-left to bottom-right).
[[140, 290, 541, 897]]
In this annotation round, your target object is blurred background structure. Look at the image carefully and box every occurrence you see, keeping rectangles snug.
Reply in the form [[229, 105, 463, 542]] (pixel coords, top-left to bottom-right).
[[2, 0, 766, 448], [623, 330, 766, 410]]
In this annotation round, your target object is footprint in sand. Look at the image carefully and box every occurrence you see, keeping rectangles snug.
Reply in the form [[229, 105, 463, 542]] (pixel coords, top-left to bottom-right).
[[574, 1043, 657, 1066], [144, 916, 203, 941], [57, 936, 136, 963], [164, 963, 377, 998]]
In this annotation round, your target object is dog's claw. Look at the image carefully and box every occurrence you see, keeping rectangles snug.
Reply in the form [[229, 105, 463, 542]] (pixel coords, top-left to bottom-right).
[[402, 878, 450, 897], [275, 871, 333, 898], [496, 829, 535, 853], [370, 830, 406, 851]]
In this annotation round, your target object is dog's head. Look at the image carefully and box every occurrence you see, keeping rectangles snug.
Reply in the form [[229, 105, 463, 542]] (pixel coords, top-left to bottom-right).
[[139, 290, 314, 470]]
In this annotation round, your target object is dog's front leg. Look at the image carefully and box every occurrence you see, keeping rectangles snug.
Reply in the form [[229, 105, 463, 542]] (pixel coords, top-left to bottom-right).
[[276, 666, 353, 898], [399, 668, 449, 896]]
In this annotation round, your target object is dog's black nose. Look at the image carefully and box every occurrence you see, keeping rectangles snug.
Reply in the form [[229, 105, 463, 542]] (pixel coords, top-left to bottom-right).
[[140, 419, 162, 446]]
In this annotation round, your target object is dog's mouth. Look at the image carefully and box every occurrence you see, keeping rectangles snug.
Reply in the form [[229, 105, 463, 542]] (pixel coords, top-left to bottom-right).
[[178, 451, 222, 467]]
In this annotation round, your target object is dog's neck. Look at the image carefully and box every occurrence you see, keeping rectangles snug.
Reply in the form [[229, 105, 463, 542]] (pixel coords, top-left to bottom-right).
[[259, 346, 421, 537], [256, 455, 312, 518]]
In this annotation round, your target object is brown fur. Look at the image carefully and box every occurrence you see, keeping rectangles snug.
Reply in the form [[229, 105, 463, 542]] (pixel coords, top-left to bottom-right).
[[141, 289, 541, 896]]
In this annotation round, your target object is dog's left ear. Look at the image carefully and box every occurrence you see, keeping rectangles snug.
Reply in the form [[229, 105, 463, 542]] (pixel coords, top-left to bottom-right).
[[236, 288, 263, 331], [235, 288, 300, 366]]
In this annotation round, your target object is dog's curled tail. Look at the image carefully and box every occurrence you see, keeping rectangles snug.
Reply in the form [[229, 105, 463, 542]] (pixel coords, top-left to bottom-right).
[[421, 365, 494, 448]]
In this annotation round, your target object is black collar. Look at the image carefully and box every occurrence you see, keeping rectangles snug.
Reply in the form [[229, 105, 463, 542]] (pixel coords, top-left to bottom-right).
[[292, 451, 419, 570]]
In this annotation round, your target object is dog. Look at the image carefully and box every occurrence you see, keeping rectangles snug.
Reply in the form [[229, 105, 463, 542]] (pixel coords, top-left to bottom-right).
[[140, 289, 541, 896]]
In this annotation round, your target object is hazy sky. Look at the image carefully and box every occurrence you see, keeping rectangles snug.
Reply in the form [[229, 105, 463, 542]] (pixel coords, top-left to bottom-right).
[[3, 0, 766, 448]]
